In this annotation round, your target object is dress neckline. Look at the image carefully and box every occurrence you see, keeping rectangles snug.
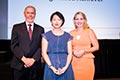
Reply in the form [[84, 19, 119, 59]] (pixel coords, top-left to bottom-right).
[[50, 30, 65, 37]]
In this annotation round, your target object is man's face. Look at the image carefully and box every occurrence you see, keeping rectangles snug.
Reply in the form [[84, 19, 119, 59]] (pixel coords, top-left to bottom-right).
[[24, 7, 36, 23]]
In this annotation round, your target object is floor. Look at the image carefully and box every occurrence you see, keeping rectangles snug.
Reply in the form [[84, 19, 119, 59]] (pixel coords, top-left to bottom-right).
[[95, 78, 120, 80]]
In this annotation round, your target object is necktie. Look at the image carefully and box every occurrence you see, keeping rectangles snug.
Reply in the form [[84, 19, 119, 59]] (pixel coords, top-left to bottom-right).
[[28, 24, 32, 40]]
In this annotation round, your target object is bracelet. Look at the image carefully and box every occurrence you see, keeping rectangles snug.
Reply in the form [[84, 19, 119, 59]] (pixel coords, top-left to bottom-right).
[[49, 65, 52, 68], [84, 50, 86, 53]]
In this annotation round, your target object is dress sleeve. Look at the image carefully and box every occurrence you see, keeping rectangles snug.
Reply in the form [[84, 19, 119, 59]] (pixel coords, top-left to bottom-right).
[[68, 34, 73, 41], [42, 33, 47, 40]]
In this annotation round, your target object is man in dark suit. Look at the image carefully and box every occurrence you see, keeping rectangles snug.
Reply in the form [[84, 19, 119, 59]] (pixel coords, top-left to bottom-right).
[[10, 5, 44, 80]]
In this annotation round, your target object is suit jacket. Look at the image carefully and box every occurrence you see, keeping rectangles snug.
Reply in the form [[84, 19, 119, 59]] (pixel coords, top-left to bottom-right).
[[10, 22, 44, 70]]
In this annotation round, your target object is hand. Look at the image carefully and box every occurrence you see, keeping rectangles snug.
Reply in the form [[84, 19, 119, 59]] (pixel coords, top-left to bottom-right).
[[74, 50, 85, 57], [21, 56, 35, 68], [24, 58, 35, 68], [50, 66, 60, 75], [58, 66, 67, 75], [78, 50, 85, 57], [73, 50, 81, 57]]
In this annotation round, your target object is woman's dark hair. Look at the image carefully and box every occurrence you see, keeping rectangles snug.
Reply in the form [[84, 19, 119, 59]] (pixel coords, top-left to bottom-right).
[[50, 11, 65, 26]]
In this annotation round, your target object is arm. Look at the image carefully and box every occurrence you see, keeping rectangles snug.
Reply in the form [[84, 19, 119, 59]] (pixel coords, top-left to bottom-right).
[[24, 27, 45, 68], [11, 25, 24, 59], [32, 27, 45, 61], [85, 29, 99, 53], [65, 40, 73, 68], [60, 40, 73, 74], [41, 37, 58, 74], [41, 37, 51, 66], [11, 25, 35, 68]]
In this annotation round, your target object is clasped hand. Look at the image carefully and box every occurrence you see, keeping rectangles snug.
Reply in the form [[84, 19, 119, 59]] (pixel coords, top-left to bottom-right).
[[74, 50, 85, 57], [51, 66, 67, 75], [21, 56, 35, 68]]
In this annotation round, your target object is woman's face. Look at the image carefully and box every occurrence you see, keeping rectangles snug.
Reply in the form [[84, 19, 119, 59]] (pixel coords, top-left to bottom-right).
[[74, 13, 85, 28], [51, 14, 63, 29]]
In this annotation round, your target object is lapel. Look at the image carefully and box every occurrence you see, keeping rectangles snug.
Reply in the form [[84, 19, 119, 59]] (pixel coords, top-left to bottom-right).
[[31, 23, 38, 42], [21, 22, 38, 42], [22, 22, 31, 41]]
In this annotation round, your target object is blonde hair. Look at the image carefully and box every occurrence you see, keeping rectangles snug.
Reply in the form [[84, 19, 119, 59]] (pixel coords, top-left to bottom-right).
[[73, 11, 89, 29]]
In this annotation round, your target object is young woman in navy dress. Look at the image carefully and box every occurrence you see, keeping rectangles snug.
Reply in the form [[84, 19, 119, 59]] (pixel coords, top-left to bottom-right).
[[41, 11, 74, 80]]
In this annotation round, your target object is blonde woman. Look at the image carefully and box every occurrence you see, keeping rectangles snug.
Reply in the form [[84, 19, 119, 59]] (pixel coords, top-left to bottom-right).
[[70, 11, 99, 80]]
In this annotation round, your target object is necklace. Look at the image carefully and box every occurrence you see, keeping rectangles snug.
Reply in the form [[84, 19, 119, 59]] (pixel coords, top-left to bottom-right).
[[75, 28, 82, 40], [76, 35, 80, 40]]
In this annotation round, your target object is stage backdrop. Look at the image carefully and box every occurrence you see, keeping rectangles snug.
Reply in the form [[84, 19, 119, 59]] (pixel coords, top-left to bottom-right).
[[8, 0, 120, 39]]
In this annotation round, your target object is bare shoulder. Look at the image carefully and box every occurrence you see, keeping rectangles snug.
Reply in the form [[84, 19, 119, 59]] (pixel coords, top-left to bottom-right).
[[87, 28, 98, 39], [69, 29, 76, 34], [87, 28, 95, 34]]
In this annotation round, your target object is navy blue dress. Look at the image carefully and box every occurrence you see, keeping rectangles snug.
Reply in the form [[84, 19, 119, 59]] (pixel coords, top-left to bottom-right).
[[42, 31, 74, 80]]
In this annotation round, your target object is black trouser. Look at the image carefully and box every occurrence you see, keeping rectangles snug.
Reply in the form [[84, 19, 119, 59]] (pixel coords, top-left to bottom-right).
[[12, 62, 41, 80]]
